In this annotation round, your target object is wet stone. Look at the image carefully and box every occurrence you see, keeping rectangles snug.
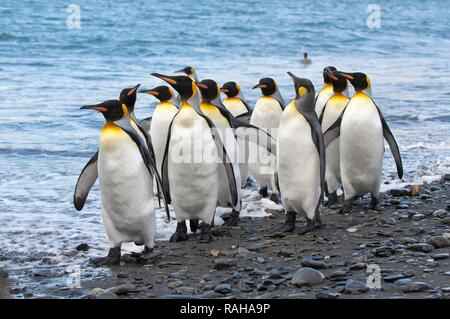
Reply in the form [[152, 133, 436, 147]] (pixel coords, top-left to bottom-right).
[[344, 280, 368, 294], [433, 253, 449, 260], [390, 189, 409, 197], [213, 258, 236, 270], [214, 283, 232, 294], [291, 268, 325, 287], [383, 274, 406, 282], [316, 291, 339, 299], [432, 209, 448, 218], [382, 217, 396, 225], [110, 284, 143, 295], [441, 217, 450, 224], [412, 213, 425, 221], [402, 282, 431, 293], [75, 243, 90, 252], [427, 236, 450, 248], [96, 291, 118, 299], [300, 258, 326, 269], [399, 237, 417, 245], [373, 246, 394, 257], [402, 270, 416, 278], [407, 243, 434, 253], [167, 280, 183, 289]]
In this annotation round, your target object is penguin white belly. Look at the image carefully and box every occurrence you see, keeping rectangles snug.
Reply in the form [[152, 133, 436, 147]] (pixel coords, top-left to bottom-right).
[[340, 95, 384, 199], [168, 106, 219, 224], [315, 85, 333, 117], [98, 124, 155, 248], [200, 103, 241, 209], [277, 105, 320, 219], [321, 95, 349, 194], [149, 102, 178, 174], [223, 97, 248, 117], [249, 97, 281, 192]]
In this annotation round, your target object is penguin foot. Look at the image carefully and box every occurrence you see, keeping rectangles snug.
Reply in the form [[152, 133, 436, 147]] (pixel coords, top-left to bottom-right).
[[198, 223, 213, 242], [169, 221, 188, 242], [259, 186, 268, 197], [314, 213, 324, 228], [340, 198, 354, 214], [325, 192, 338, 207], [369, 197, 379, 210], [90, 247, 121, 267], [276, 211, 296, 233], [189, 219, 199, 233], [269, 193, 280, 203], [224, 210, 240, 226], [297, 219, 317, 235]]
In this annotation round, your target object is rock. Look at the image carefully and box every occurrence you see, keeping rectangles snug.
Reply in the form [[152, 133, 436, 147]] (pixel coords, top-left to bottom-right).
[[396, 204, 409, 210], [344, 280, 368, 294], [175, 286, 198, 295], [117, 272, 129, 279], [441, 217, 450, 224], [402, 270, 416, 278], [75, 243, 90, 252], [433, 253, 449, 260], [390, 189, 409, 197], [210, 249, 221, 257], [412, 213, 425, 221], [441, 287, 450, 293], [300, 258, 326, 269], [0, 269, 8, 279], [316, 291, 339, 299], [383, 274, 406, 282], [399, 237, 417, 245], [214, 283, 232, 294], [90, 288, 104, 296], [236, 247, 254, 259], [278, 249, 294, 257], [444, 174, 450, 181], [291, 268, 324, 287], [407, 243, 434, 253], [427, 236, 450, 248], [402, 282, 431, 293], [373, 246, 394, 257], [432, 209, 448, 218], [238, 279, 253, 292], [213, 258, 236, 270], [33, 269, 52, 277], [96, 291, 118, 299], [382, 217, 396, 225], [256, 257, 265, 263], [349, 263, 367, 270], [410, 185, 421, 196], [110, 284, 143, 295], [247, 242, 266, 252], [167, 280, 183, 289]]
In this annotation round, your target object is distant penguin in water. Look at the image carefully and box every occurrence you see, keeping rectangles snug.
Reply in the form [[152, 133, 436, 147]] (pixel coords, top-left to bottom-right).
[[175, 66, 199, 82], [249, 77, 284, 201], [324, 71, 403, 213], [319, 68, 350, 205], [79, 99, 168, 265], [277, 72, 325, 234]]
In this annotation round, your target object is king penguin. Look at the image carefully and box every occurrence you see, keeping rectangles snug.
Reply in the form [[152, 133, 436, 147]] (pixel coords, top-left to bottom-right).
[[249, 77, 285, 200], [324, 71, 403, 213], [277, 72, 325, 233], [315, 66, 349, 117], [151, 73, 241, 242], [220, 81, 252, 122], [175, 66, 199, 82], [319, 68, 350, 205], [79, 99, 168, 265]]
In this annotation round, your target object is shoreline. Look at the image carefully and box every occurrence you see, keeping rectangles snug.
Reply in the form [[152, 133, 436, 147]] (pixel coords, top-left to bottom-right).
[[1, 175, 449, 299]]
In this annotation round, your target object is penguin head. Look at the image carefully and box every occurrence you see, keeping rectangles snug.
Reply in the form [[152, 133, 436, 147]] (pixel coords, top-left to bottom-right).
[[81, 100, 126, 122], [220, 81, 240, 98], [287, 71, 315, 100], [338, 71, 371, 92], [323, 66, 337, 84], [175, 66, 196, 77], [139, 85, 175, 102], [325, 69, 348, 94], [119, 84, 140, 113], [195, 79, 220, 102], [152, 73, 197, 101], [253, 78, 277, 96]]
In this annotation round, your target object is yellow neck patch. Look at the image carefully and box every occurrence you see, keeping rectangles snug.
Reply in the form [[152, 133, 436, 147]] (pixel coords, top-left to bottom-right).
[[298, 86, 308, 97], [121, 103, 129, 116]]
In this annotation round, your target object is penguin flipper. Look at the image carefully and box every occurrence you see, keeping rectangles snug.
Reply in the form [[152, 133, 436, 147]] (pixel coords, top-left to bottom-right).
[[139, 116, 152, 131], [160, 117, 175, 205], [322, 110, 344, 148], [115, 118, 171, 221], [74, 151, 98, 211], [374, 104, 403, 179], [297, 109, 326, 204], [235, 111, 252, 124], [272, 90, 286, 110]]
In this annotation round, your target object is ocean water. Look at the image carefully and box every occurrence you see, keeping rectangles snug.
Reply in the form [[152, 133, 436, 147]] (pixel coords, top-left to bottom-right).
[[0, 1, 449, 273]]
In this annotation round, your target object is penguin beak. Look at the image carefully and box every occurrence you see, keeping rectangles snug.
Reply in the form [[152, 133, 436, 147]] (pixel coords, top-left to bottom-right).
[[151, 73, 178, 85], [127, 84, 141, 96], [175, 68, 187, 74], [325, 70, 339, 81], [252, 84, 266, 89], [287, 71, 298, 80], [80, 104, 108, 113], [219, 87, 229, 93], [195, 82, 208, 90], [338, 72, 354, 80], [138, 89, 159, 96]]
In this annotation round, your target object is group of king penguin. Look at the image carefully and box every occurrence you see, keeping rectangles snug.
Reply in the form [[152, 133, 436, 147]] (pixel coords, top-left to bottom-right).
[[74, 65, 403, 266]]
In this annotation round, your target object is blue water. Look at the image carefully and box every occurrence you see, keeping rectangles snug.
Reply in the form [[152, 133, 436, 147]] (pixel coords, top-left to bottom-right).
[[0, 1, 449, 274]]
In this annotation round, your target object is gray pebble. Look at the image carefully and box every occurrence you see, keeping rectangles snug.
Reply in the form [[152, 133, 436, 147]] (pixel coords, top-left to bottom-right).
[[345, 280, 368, 294], [291, 267, 325, 287], [214, 283, 232, 294]]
